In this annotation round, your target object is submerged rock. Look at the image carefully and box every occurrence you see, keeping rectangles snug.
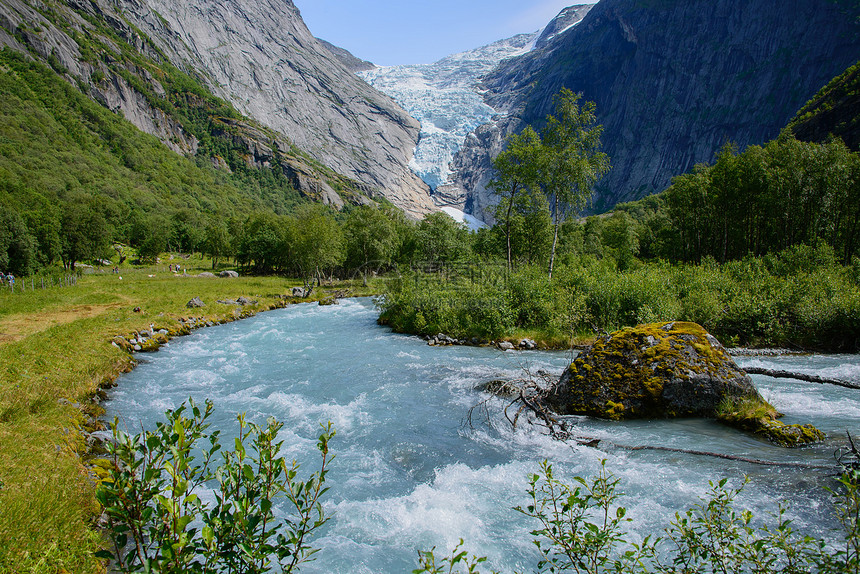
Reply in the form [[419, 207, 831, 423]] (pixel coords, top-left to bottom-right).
[[546, 321, 823, 446], [476, 379, 523, 398]]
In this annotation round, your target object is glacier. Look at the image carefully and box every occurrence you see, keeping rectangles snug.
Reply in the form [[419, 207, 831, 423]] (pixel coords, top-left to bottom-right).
[[357, 4, 594, 213], [358, 33, 537, 195]]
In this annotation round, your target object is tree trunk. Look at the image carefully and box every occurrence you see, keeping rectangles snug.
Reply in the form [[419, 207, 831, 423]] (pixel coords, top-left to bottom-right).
[[548, 194, 560, 279], [505, 183, 518, 270], [744, 366, 860, 390]]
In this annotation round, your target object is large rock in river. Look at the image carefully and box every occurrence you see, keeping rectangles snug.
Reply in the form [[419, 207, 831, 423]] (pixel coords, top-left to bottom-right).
[[548, 321, 763, 420], [545, 321, 824, 447]]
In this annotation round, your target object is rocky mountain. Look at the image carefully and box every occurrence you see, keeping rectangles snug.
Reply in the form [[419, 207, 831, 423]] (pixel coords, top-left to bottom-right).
[[123, 0, 436, 217], [448, 0, 860, 219], [358, 5, 594, 210], [318, 38, 375, 73], [0, 0, 434, 217]]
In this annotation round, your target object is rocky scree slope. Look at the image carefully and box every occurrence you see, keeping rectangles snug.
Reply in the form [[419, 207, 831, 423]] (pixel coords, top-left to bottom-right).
[[451, 0, 860, 219]]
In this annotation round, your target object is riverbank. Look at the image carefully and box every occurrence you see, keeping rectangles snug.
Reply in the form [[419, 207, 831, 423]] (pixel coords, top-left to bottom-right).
[[0, 264, 378, 574], [377, 249, 860, 354]]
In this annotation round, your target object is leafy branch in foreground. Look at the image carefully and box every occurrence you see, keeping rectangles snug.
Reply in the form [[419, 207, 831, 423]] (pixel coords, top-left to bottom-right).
[[95, 399, 334, 573], [515, 460, 632, 573], [414, 539, 496, 574], [419, 462, 860, 574]]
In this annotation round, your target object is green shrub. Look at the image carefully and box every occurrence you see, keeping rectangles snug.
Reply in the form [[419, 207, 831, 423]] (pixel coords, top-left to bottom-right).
[[381, 245, 860, 351], [417, 463, 860, 574], [96, 400, 334, 573]]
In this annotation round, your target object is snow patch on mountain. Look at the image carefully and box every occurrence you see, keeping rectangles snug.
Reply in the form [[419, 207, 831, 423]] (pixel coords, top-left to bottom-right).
[[440, 206, 487, 232]]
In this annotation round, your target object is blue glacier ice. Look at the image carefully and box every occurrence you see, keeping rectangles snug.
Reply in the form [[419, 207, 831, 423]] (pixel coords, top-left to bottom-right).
[[358, 33, 538, 191], [358, 4, 595, 207]]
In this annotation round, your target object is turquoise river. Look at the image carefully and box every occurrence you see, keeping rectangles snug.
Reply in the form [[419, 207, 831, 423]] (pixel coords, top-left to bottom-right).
[[105, 298, 860, 572]]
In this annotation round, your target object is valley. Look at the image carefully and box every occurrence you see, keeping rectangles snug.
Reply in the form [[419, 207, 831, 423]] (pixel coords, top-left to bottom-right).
[[0, 0, 859, 572]]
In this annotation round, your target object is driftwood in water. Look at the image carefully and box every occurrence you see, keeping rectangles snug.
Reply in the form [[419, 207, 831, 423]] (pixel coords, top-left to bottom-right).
[[744, 367, 860, 390], [470, 379, 831, 470]]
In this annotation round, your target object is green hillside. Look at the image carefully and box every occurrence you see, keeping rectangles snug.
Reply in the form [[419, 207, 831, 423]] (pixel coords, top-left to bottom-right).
[[0, 49, 296, 272], [0, 0, 375, 276], [789, 59, 860, 150]]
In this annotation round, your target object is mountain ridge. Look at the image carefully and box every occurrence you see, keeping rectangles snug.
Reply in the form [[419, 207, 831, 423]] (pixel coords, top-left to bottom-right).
[[0, 0, 436, 217], [449, 0, 860, 219]]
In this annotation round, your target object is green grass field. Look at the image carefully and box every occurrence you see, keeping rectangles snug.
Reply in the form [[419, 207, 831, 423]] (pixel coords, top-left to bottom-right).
[[0, 257, 376, 573]]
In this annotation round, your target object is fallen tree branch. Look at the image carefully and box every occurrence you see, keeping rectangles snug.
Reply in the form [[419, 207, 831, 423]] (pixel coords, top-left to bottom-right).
[[475, 379, 833, 470], [562, 426, 832, 469], [611, 441, 828, 468], [744, 367, 860, 390]]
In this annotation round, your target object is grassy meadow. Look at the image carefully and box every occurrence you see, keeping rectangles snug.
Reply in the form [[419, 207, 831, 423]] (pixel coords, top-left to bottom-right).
[[0, 256, 376, 573]]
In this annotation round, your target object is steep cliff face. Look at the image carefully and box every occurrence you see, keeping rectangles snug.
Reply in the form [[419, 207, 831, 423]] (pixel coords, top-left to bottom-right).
[[0, 0, 434, 217], [120, 0, 433, 217], [0, 0, 198, 155], [318, 38, 374, 73], [455, 0, 860, 217]]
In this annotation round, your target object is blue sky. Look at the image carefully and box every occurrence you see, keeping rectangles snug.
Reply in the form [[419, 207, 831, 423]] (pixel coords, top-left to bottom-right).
[[292, 0, 585, 66]]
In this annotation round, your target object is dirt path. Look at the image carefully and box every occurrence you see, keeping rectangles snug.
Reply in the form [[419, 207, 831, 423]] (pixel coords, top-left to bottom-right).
[[0, 301, 129, 345]]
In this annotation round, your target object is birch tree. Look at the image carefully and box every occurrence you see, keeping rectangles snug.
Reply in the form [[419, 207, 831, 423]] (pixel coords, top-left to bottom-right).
[[541, 88, 610, 278]]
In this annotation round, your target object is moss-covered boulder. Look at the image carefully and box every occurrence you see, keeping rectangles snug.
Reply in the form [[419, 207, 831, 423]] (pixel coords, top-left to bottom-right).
[[717, 398, 826, 447], [548, 321, 760, 419], [545, 321, 823, 446]]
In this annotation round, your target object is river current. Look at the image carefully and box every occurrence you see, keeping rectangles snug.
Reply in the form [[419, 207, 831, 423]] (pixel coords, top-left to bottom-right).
[[105, 298, 860, 573]]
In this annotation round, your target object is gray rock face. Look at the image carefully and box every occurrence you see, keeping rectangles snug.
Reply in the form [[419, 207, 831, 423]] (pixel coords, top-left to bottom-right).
[[442, 117, 525, 222], [547, 321, 762, 420], [533, 4, 594, 50], [120, 0, 434, 217], [0, 0, 198, 155], [317, 39, 375, 73], [0, 0, 435, 217], [455, 0, 860, 217]]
